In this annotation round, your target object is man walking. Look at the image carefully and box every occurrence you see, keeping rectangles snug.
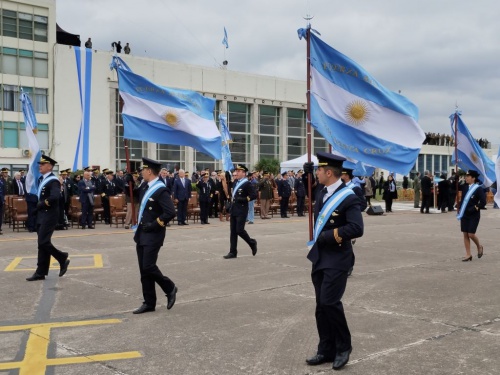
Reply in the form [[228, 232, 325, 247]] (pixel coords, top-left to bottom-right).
[[223, 164, 257, 259], [26, 156, 70, 281], [303, 152, 364, 370], [132, 157, 177, 314]]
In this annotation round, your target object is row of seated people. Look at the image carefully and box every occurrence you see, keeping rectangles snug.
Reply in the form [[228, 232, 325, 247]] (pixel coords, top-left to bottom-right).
[[4, 189, 310, 232]]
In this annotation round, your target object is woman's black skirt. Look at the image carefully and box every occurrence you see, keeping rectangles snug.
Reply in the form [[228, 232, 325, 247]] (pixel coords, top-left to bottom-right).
[[461, 215, 480, 234]]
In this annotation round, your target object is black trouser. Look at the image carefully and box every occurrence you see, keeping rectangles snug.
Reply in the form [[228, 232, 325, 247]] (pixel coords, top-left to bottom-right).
[[229, 213, 253, 255], [385, 197, 393, 212], [136, 244, 175, 307], [199, 199, 210, 222], [209, 195, 218, 217], [177, 199, 188, 223], [296, 195, 305, 215], [421, 193, 432, 213], [312, 268, 351, 357], [0, 203, 3, 230], [102, 197, 110, 222], [448, 191, 457, 210], [26, 200, 37, 231], [280, 196, 290, 217], [81, 200, 94, 227], [36, 220, 68, 275]]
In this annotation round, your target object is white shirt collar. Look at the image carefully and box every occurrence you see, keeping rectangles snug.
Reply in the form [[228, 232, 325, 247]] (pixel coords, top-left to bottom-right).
[[324, 179, 343, 199], [42, 171, 52, 179], [148, 177, 159, 187]]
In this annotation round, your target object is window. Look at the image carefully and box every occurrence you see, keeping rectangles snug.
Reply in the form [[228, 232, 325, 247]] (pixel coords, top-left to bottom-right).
[[0, 48, 48, 77], [2, 10, 17, 38], [417, 154, 424, 174], [1, 122, 48, 149], [114, 90, 145, 170], [0, 10, 48, 42], [313, 129, 329, 153], [287, 108, 305, 159], [227, 102, 250, 165], [0, 85, 48, 113], [258, 105, 279, 160], [34, 15, 48, 42], [18, 13, 33, 40]]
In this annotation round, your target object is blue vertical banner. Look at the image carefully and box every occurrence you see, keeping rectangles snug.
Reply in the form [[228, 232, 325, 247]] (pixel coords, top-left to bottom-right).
[[19, 91, 42, 194], [219, 113, 233, 171], [73, 46, 93, 170]]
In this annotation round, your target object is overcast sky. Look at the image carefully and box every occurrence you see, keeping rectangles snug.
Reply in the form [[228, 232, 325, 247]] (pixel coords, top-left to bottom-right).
[[56, 0, 500, 146]]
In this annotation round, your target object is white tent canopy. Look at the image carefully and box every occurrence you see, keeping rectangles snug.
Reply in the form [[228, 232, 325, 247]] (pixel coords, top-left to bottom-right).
[[280, 153, 318, 173]]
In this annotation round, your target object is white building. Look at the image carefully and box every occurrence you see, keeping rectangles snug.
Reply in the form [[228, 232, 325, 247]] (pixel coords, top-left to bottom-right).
[[1, 0, 496, 180]]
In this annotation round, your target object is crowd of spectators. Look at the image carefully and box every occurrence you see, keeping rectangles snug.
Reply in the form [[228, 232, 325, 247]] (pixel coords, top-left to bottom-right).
[[423, 133, 490, 149]]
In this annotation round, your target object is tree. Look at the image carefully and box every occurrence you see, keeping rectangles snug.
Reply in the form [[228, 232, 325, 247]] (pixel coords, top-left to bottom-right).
[[254, 158, 280, 175]]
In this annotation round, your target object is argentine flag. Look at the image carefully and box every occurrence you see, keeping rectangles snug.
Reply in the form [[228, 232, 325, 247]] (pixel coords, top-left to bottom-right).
[[110, 57, 222, 159], [20, 91, 42, 195], [495, 146, 500, 207], [308, 33, 424, 175], [219, 113, 234, 171], [450, 113, 495, 187]]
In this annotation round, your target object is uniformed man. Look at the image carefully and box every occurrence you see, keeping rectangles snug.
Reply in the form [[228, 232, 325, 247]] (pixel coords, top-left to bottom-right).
[[132, 157, 177, 314], [258, 171, 274, 219], [303, 152, 364, 370], [294, 170, 306, 217], [223, 164, 258, 259], [278, 171, 292, 218], [1, 167, 13, 195], [26, 156, 70, 281], [102, 170, 117, 224], [340, 167, 368, 276], [197, 172, 212, 224]]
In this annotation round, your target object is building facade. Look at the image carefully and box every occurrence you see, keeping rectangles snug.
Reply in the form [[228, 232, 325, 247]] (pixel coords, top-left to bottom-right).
[[1, 0, 496, 180]]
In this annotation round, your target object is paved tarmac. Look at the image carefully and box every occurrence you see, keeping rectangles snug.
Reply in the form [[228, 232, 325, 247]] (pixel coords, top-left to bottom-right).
[[0, 200, 499, 375]]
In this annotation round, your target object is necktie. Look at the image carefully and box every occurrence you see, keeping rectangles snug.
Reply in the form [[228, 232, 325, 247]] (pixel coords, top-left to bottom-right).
[[318, 187, 328, 210], [182, 178, 185, 187], [18, 180, 24, 195]]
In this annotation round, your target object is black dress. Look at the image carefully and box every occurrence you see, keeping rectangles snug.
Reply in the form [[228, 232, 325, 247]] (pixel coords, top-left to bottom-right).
[[459, 184, 486, 233]]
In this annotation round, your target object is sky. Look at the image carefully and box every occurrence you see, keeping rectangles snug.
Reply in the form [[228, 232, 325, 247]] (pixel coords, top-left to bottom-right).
[[56, 0, 500, 146]]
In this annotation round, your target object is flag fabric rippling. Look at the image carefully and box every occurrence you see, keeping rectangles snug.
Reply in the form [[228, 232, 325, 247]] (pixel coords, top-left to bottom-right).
[[20, 91, 42, 194], [222, 27, 229, 49], [110, 56, 221, 159], [450, 113, 495, 187], [219, 113, 233, 171], [306, 33, 424, 175], [495, 146, 500, 207]]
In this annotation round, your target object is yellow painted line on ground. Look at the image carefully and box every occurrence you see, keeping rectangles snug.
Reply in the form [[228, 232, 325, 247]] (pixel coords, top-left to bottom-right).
[[4, 254, 104, 272], [0, 319, 141, 375]]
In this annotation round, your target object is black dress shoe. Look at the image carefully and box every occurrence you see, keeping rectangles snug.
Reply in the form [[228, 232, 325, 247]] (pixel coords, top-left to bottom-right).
[[26, 273, 45, 281], [250, 239, 257, 256], [132, 304, 155, 314], [332, 348, 352, 370], [88, 226, 95, 229], [59, 258, 70, 277], [223, 252, 237, 259], [182, 222, 189, 226], [306, 354, 333, 366], [166, 286, 178, 310]]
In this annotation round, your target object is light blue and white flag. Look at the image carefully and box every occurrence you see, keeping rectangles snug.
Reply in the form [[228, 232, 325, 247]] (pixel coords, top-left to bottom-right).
[[222, 27, 229, 49], [219, 113, 234, 171], [494, 146, 500, 207], [306, 33, 424, 175], [73, 46, 93, 171], [110, 56, 222, 159], [19, 91, 42, 195], [450, 113, 495, 187]]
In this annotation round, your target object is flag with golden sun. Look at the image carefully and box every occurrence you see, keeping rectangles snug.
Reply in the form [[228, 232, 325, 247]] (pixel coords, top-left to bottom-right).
[[307, 33, 425, 175]]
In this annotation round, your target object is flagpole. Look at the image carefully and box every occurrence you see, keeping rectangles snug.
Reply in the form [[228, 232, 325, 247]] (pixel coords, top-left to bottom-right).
[[123, 138, 137, 225], [305, 21, 313, 241], [454, 110, 459, 208]]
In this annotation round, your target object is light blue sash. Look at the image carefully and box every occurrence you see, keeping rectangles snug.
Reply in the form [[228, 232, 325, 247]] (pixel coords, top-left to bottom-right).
[[457, 184, 480, 220], [232, 179, 247, 199], [37, 176, 58, 199], [132, 180, 165, 231], [345, 181, 354, 189], [307, 187, 354, 248]]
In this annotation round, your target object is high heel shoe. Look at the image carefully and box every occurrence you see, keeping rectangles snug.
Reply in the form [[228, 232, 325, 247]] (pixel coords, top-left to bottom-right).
[[478, 245, 484, 259], [462, 256, 472, 262]]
